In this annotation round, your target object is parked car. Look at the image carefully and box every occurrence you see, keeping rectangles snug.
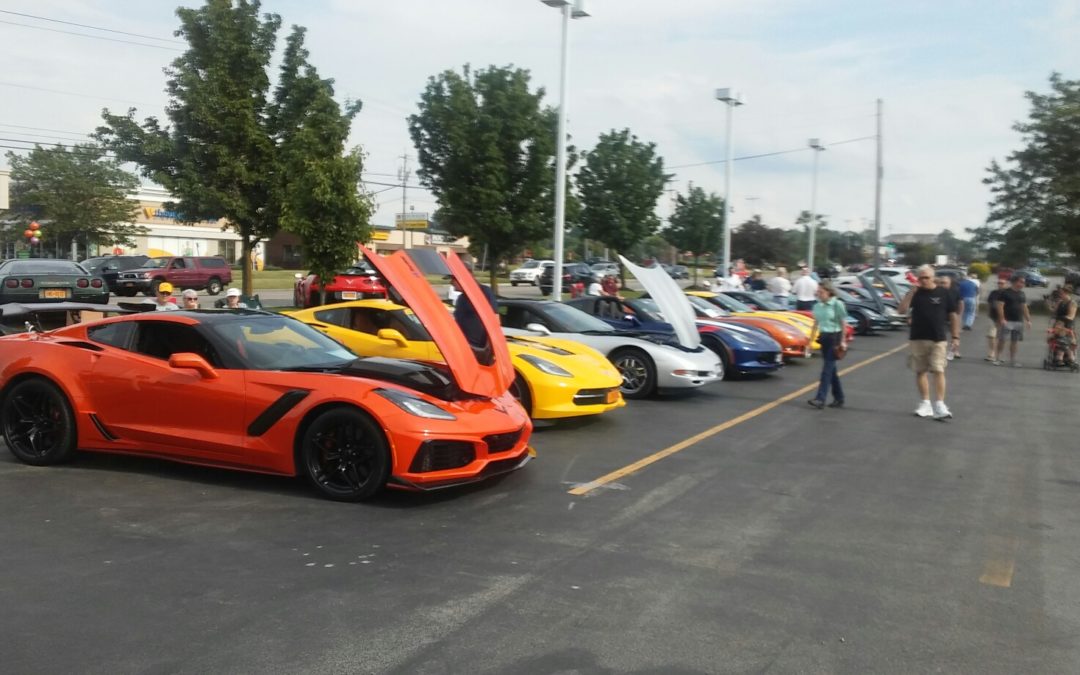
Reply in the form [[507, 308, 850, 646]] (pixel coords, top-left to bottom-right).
[[509, 259, 554, 287], [80, 255, 150, 294], [0, 249, 533, 501], [0, 259, 109, 305], [567, 294, 784, 379], [539, 262, 594, 296], [666, 264, 689, 279], [115, 256, 232, 296], [590, 262, 620, 278], [294, 260, 387, 308], [1013, 268, 1048, 287], [287, 299, 624, 420]]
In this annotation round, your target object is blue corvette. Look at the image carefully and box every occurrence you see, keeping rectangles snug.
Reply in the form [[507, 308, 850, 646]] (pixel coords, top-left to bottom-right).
[[565, 295, 783, 379]]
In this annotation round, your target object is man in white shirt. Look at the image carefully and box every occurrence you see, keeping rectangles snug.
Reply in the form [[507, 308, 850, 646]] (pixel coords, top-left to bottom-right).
[[766, 267, 792, 304], [791, 267, 819, 310], [718, 267, 744, 292]]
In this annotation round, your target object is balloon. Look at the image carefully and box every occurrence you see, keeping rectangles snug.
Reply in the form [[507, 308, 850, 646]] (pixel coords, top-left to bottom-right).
[[30, 237, 40, 244], [29, 221, 40, 231], [34, 229, 44, 238], [23, 229, 33, 238]]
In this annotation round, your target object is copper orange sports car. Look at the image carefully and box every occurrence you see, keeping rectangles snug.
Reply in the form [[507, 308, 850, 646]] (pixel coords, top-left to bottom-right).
[[0, 251, 532, 501]]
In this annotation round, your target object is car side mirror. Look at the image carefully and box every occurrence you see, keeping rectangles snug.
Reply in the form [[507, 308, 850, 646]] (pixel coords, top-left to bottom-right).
[[168, 352, 219, 379], [376, 328, 409, 347], [524, 322, 551, 335]]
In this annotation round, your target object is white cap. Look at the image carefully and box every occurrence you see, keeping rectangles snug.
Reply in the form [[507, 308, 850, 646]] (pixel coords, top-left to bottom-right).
[[226, 288, 241, 297]]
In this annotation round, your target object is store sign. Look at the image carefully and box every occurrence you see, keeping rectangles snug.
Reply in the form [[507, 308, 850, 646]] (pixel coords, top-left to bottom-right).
[[370, 231, 390, 241], [429, 233, 458, 245], [394, 212, 430, 229]]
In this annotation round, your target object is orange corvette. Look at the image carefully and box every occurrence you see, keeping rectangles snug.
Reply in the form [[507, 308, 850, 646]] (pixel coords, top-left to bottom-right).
[[0, 250, 532, 501]]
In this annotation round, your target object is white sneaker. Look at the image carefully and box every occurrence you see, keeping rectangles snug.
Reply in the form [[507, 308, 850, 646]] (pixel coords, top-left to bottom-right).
[[914, 400, 933, 418], [933, 401, 952, 420]]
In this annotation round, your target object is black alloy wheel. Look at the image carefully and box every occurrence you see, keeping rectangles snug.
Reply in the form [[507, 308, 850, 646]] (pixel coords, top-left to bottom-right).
[[610, 348, 657, 399], [509, 373, 533, 417], [2, 378, 77, 466], [301, 408, 390, 501]]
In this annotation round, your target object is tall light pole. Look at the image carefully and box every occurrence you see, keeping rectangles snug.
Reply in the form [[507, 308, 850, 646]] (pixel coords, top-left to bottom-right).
[[541, 0, 590, 300], [715, 88, 743, 278], [806, 138, 825, 271]]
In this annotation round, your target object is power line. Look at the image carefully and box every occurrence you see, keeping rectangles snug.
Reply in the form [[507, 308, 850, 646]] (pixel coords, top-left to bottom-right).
[[0, 131, 92, 143], [0, 9, 183, 43], [362, 179, 427, 191], [0, 81, 161, 107], [0, 122, 93, 137], [667, 135, 877, 170], [0, 19, 183, 51]]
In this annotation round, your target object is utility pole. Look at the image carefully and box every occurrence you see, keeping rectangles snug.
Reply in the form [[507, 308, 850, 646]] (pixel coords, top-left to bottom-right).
[[872, 98, 883, 269], [398, 152, 411, 250], [807, 139, 825, 271]]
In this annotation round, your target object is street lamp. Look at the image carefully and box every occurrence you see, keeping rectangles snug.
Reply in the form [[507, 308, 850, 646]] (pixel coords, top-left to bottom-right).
[[806, 138, 825, 271], [715, 88, 743, 278], [541, 0, 590, 300]]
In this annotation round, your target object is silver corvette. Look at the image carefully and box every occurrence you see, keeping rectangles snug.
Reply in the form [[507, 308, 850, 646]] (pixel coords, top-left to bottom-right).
[[498, 269, 723, 399]]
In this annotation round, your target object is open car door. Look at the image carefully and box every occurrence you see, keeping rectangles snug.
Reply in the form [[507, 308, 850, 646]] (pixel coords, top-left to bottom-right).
[[358, 246, 514, 399]]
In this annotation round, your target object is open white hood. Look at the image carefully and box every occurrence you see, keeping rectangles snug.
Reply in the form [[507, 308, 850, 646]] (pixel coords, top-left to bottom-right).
[[619, 256, 701, 349]]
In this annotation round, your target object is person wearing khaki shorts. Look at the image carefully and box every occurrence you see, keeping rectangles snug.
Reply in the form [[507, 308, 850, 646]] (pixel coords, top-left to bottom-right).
[[898, 266, 960, 420]]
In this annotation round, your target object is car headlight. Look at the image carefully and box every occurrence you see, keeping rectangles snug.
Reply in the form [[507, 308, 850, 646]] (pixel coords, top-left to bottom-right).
[[727, 332, 757, 346], [865, 309, 884, 320], [375, 388, 456, 420], [519, 354, 573, 377]]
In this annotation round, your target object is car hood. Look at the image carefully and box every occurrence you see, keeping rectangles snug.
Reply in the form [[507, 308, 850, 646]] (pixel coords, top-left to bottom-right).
[[359, 246, 514, 400], [698, 319, 782, 350], [619, 255, 700, 349]]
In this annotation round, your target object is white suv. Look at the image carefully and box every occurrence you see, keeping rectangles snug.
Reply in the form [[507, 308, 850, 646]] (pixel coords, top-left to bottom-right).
[[509, 259, 553, 286]]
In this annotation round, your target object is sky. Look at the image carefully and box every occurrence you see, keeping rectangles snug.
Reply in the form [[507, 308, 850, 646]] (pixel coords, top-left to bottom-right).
[[1, 0, 1077, 238]]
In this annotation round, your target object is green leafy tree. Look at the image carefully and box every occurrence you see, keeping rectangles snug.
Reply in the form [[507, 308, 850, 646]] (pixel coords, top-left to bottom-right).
[[984, 72, 1080, 263], [795, 209, 830, 266], [577, 129, 670, 285], [270, 28, 371, 303], [4, 144, 144, 255], [408, 65, 557, 291], [96, 0, 366, 296], [731, 215, 790, 266], [666, 185, 724, 286]]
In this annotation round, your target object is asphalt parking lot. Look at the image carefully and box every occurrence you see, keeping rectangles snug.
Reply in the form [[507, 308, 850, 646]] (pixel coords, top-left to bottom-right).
[[3, 324, 1079, 673]]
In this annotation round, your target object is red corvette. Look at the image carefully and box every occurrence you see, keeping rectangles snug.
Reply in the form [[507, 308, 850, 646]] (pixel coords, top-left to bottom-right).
[[0, 250, 532, 501], [294, 260, 387, 308]]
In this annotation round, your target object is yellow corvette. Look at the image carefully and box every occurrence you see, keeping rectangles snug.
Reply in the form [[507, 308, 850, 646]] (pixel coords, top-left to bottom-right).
[[686, 290, 821, 350], [286, 300, 624, 420]]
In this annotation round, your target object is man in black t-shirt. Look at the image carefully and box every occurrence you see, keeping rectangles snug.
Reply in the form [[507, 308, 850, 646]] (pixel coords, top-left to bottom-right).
[[984, 276, 1008, 361], [993, 275, 1031, 366], [897, 265, 960, 420]]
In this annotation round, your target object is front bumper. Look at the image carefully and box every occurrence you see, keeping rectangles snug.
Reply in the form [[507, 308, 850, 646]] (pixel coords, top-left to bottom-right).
[[655, 348, 725, 389], [734, 350, 784, 374]]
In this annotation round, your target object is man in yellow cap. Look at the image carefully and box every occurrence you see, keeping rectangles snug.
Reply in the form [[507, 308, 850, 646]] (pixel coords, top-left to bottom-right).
[[152, 282, 179, 311]]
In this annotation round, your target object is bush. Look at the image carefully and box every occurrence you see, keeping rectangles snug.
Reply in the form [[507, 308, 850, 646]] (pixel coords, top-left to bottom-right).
[[968, 262, 992, 280]]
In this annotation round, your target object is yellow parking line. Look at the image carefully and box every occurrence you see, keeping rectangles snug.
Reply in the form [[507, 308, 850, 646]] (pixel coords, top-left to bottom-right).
[[568, 342, 911, 496], [979, 535, 1019, 588]]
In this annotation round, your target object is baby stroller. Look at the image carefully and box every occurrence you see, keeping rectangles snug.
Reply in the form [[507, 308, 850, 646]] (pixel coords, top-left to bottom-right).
[[1042, 324, 1079, 372]]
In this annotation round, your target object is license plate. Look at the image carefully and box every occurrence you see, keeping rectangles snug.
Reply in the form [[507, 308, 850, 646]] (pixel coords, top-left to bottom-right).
[[42, 289, 67, 299], [776, 354, 784, 363], [124, 282, 134, 287], [340, 291, 358, 300], [804, 346, 812, 358], [605, 389, 620, 404]]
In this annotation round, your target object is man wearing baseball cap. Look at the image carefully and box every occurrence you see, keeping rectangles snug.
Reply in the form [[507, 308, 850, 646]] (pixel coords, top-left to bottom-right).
[[224, 287, 248, 309], [153, 282, 179, 311]]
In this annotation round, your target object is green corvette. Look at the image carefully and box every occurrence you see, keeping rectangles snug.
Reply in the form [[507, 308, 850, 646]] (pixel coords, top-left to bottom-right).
[[0, 259, 109, 305]]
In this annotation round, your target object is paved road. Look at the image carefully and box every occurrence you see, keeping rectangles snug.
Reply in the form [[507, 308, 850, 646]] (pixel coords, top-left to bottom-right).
[[1, 328, 1078, 673]]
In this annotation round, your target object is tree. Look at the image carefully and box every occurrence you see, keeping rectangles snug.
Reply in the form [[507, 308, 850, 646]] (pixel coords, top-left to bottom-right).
[[666, 186, 724, 286], [577, 129, 670, 285], [732, 215, 786, 266], [984, 72, 1080, 263], [270, 28, 371, 302], [408, 65, 557, 291], [4, 144, 144, 255], [794, 209, 830, 266], [96, 0, 367, 295]]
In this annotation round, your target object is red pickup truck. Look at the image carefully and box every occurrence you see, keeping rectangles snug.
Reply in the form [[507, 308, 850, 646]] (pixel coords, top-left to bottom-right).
[[115, 256, 233, 296]]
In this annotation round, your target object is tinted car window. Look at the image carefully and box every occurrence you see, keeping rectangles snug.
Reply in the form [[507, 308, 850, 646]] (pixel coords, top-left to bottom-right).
[[171, 259, 187, 269], [133, 322, 222, 365], [313, 307, 350, 327], [200, 258, 226, 268], [87, 322, 136, 349]]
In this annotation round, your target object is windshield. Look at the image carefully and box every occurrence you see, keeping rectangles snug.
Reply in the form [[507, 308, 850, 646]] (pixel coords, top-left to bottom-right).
[[207, 315, 358, 370], [625, 298, 665, 322], [143, 257, 171, 269], [544, 302, 613, 333], [745, 292, 786, 311], [521, 260, 540, 269], [717, 293, 754, 313], [686, 294, 726, 318], [834, 287, 859, 303]]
